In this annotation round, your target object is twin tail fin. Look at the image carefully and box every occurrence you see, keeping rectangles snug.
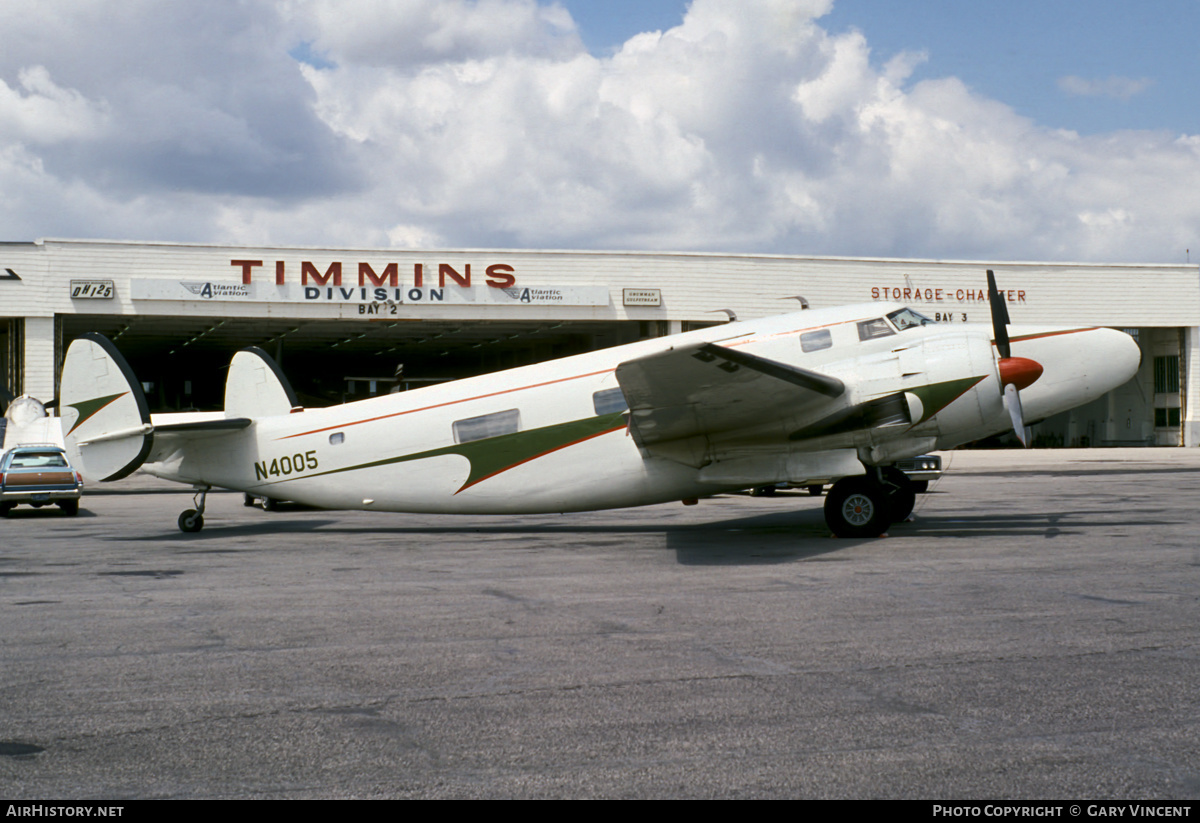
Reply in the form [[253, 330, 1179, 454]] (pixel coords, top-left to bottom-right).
[[59, 336, 297, 482], [59, 333, 153, 481]]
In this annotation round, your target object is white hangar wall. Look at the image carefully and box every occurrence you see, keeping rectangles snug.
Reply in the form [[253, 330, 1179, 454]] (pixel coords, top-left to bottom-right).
[[3, 238, 1199, 446]]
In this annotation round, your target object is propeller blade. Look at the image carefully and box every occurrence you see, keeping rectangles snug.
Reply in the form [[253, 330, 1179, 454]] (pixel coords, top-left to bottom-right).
[[988, 270, 1040, 447], [1003, 383, 1030, 447], [987, 269, 1011, 360]]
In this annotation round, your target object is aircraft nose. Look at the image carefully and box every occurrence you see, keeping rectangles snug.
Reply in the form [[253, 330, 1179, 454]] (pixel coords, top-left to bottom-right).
[[1014, 326, 1141, 421], [1083, 327, 1141, 391]]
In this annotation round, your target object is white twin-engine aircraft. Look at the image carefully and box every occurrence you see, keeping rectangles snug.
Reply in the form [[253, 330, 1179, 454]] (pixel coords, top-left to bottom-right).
[[59, 272, 1139, 538]]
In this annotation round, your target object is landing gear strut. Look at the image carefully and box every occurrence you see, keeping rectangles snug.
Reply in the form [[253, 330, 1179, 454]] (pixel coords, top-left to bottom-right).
[[823, 469, 917, 538], [178, 486, 210, 533]]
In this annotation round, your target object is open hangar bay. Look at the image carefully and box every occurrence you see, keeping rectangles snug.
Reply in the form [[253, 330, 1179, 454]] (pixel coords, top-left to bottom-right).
[[1, 449, 1198, 799]]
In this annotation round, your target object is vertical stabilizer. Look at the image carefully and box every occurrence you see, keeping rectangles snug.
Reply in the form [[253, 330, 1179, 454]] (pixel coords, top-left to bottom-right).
[[224, 347, 300, 419], [59, 333, 152, 481]]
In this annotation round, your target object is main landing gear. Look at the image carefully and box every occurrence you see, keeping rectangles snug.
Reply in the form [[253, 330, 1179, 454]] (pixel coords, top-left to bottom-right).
[[178, 486, 210, 533], [244, 493, 280, 511], [823, 468, 916, 539]]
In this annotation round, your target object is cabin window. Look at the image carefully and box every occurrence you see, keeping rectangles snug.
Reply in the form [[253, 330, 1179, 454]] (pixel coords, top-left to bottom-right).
[[329, 432, 344, 445], [800, 329, 833, 352], [857, 318, 896, 341], [593, 387, 629, 415], [453, 409, 521, 444], [886, 308, 933, 331]]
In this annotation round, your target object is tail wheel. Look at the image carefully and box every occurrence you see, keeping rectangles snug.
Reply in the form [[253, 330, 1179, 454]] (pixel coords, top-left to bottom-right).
[[178, 509, 204, 533], [824, 476, 890, 538]]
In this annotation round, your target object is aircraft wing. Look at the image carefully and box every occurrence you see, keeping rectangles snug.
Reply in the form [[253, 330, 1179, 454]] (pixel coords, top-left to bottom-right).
[[615, 342, 844, 446]]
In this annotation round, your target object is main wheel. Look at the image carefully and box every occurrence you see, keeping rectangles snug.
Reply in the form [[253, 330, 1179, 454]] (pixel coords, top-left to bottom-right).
[[881, 467, 917, 522], [261, 497, 279, 511], [178, 509, 204, 533], [824, 476, 891, 538]]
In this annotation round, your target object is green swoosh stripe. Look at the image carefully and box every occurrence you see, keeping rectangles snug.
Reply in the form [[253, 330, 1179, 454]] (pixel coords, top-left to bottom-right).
[[302, 411, 628, 492], [908, 375, 987, 424], [65, 392, 128, 436]]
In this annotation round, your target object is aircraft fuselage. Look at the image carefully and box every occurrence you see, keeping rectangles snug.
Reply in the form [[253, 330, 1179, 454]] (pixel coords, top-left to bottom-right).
[[137, 301, 1140, 514]]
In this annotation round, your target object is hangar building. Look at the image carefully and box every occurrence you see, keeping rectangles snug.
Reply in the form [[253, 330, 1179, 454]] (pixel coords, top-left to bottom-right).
[[3, 238, 1198, 447]]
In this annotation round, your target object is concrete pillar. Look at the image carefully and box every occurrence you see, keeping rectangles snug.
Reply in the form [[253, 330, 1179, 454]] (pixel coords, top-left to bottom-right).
[[1184, 326, 1200, 446], [23, 316, 56, 403]]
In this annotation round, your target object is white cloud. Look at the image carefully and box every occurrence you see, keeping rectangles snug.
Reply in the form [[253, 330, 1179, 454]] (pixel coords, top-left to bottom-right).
[[283, 0, 583, 67], [1058, 75, 1154, 101], [0, 0, 1196, 264], [0, 66, 109, 143]]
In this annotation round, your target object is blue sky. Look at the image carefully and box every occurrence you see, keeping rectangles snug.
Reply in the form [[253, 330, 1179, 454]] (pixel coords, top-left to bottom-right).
[[564, 0, 1200, 135], [1, 0, 1197, 263], [561, 1, 692, 54]]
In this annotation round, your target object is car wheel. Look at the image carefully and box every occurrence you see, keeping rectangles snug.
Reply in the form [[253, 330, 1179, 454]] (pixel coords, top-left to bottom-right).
[[59, 499, 79, 516], [807, 485, 823, 496], [911, 480, 929, 493]]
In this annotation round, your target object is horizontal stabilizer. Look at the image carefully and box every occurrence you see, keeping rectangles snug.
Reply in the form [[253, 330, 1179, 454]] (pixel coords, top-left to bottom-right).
[[224, 347, 300, 419], [155, 417, 252, 435], [59, 333, 152, 481]]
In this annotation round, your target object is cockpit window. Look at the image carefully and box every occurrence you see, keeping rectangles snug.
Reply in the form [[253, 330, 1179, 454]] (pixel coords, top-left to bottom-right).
[[886, 308, 934, 331], [857, 318, 896, 341]]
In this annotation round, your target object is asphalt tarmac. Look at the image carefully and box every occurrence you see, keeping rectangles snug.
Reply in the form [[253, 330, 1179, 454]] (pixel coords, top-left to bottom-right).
[[1, 448, 1199, 799]]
